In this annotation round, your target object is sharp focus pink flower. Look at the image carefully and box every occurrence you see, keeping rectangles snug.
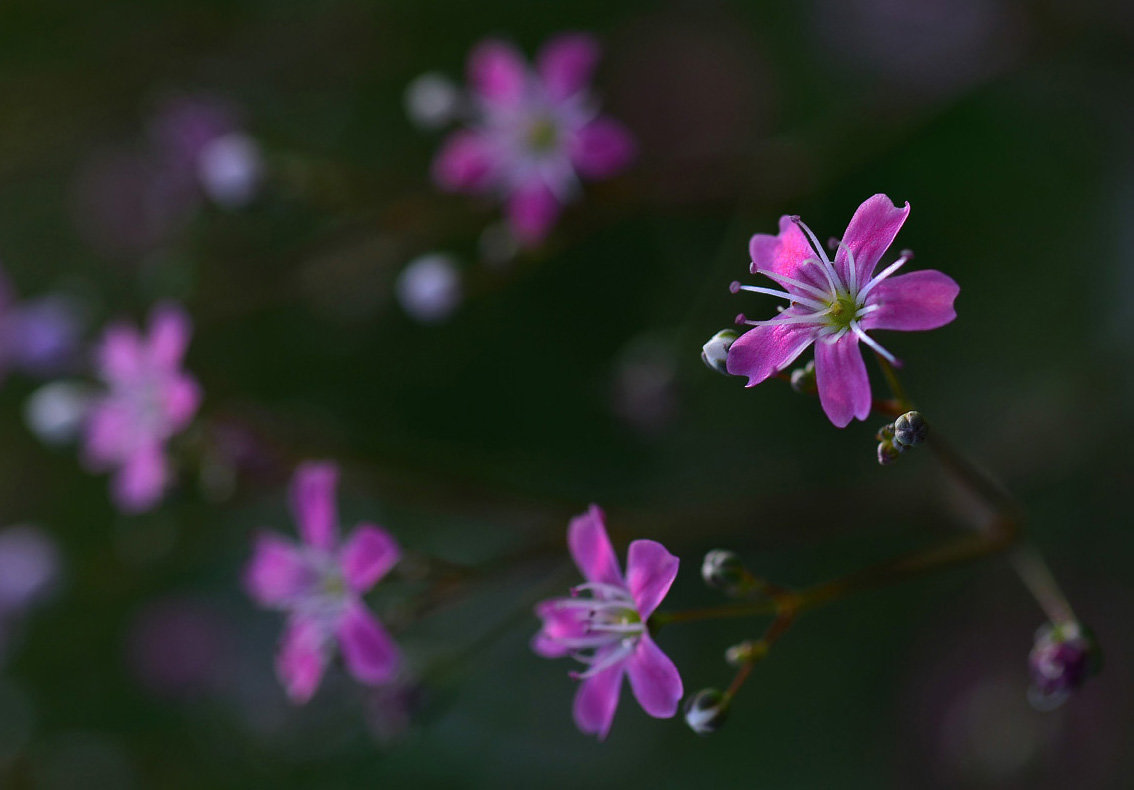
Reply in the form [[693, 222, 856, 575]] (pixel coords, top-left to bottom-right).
[[533, 505, 683, 739], [244, 462, 401, 704], [431, 34, 635, 246], [725, 194, 960, 427], [82, 303, 201, 512]]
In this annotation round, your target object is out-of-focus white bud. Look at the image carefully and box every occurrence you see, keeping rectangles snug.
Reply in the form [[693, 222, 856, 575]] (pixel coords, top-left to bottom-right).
[[197, 133, 263, 209], [395, 254, 462, 324], [404, 72, 460, 130], [684, 688, 729, 735], [24, 381, 94, 446]]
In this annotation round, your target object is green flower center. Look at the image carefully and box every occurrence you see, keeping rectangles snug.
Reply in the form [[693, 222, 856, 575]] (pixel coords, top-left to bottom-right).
[[825, 291, 860, 331], [526, 117, 560, 152]]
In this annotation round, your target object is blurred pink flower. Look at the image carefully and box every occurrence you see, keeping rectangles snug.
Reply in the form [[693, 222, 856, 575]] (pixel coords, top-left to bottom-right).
[[726, 194, 959, 427], [0, 267, 82, 382], [244, 462, 401, 704], [432, 34, 635, 246], [533, 505, 682, 739], [82, 303, 201, 512]]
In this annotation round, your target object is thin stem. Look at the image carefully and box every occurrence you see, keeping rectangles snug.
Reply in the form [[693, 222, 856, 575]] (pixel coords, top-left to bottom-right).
[[875, 354, 912, 412]]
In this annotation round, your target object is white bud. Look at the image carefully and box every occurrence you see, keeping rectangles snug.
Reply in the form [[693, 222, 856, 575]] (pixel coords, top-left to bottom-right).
[[701, 329, 738, 375], [395, 254, 462, 323], [197, 132, 263, 209], [405, 72, 460, 130], [24, 381, 93, 446]]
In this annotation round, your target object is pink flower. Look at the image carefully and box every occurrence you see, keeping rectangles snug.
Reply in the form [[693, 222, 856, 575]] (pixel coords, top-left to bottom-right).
[[431, 34, 635, 246], [726, 194, 960, 427], [533, 505, 683, 739], [244, 462, 401, 704], [82, 303, 201, 512]]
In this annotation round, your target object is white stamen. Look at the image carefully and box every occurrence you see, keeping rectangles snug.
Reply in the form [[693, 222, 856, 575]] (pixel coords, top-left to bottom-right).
[[792, 217, 843, 292], [571, 582, 630, 600], [837, 242, 858, 295], [736, 285, 828, 312], [753, 268, 832, 302], [856, 254, 910, 302], [739, 312, 829, 328], [802, 257, 841, 296], [571, 639, 636, 679], [850, 320, 897, 364]]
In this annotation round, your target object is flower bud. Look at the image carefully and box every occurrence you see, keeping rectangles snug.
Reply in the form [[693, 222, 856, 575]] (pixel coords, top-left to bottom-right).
[[701, 549, 751, 595], [684, 688, 729, 735], [789, 360, 816, 394], [893, 411, 928, 448], [1028, 621, 1099, 709], [725, 639, 768, 667], [701, 330, 738, 375], [877, 440, 902, 466]]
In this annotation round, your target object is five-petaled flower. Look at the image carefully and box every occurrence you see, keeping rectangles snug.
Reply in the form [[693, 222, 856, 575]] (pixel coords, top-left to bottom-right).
[[82, 303, 201, 512], [533, 505, 683, 739], [726, 194, 960, 427], [244, 462, 401, 704], [431, 34, 635, 246]]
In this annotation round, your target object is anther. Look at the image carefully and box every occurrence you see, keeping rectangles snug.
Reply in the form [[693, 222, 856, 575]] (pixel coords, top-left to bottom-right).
[[729, 281, 741, 294]]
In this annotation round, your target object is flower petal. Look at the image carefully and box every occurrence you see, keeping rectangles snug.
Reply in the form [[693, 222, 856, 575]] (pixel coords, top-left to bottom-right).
[[749, 216, 830, 292], [336, 602, 400, 685], [570, 118, 635, 180], [276, 615, 328, 704], [339, 524, 400, 593], [162, 373, 201, 430], [244, 533, 312, 607], [834, 194, 910, 285], [289, 462, 339, 551], [147, 303, 192, 368], [505, 182, 561, 246], [431, 131, 495, 193], [468, 39, 528, 105], [814, 334, 871, 428], [625, 635, 683, 719], [725, 309, 821, 387], [625, 539, 678, 620], [860, 270, 959, 332], [537, 33, 600, 101], [97, 323, 144, 383], [567, 504, 623, 587], [83, 402, 132, 466], [572, 653, 624, 740], [531, 599, 589, 658], [112, 442, 168, 513]]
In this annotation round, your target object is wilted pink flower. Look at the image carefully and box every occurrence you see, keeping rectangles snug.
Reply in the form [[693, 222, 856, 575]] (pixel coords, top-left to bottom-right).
[[726, 194, 959, 427], [533, 505, 682, 739], [82, 303, 201, 512], [432, 34, 635, 246], [244, 462, 401, 704]]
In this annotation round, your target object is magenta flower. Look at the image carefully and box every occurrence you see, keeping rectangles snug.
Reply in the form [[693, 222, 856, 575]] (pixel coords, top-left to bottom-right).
[[82, 303, 201, 512], [244, 462, 401, 704], [726, 194, 960, 427], [432, 34, 635, 246], [533, 505, 683, 739]]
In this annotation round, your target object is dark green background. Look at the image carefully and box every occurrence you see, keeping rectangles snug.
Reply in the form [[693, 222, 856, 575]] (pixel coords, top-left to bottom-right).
[[0, 0, 1131, 787]]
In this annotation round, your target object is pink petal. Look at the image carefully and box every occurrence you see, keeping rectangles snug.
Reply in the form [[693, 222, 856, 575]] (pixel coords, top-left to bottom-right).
[[97, 324, 144, 383], [834, 194, 910, 286], [276, 616, 328, 704], [336, 602, 400, 685], [860, 270, 959, 332], [748, 216, 830, 292], [244, 533, 312, 607], [112, 442, 168, 513], [162, 373, 201, 430], [725, 308, 821, 386], [289, 462, 339, 551], [147, 303, 192, 368], [625, 635, 683, 719], [505, 182, 561, 246], [567, 504, 624, 587], [814, 334, 872, 428], [570, 118, 635, 180], [339, 524, 400, 593], [625, 540, 678, 620], [531, 599, 589, 658], [432, 131, 495, 193], [537, 33, 600, 101], [572, 652, 624, 740], [83, 402, 132, 466], [468, 39, 528, 105]]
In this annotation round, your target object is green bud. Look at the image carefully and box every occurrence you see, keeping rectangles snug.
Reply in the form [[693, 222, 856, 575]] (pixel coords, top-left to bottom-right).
[[701, 549, 751, 594], [790, 360, 817, 394], [877, 440, 902, 466], [725, 639, 769, 667], [893, 411, 928, 448], [701, 330, 738, 375]]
